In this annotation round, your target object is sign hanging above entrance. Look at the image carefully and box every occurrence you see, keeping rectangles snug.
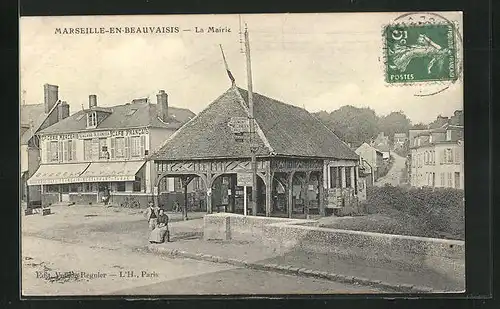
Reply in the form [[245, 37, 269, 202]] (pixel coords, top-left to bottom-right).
[[228, 117, 250, 134], [237, 173, 253, 187]]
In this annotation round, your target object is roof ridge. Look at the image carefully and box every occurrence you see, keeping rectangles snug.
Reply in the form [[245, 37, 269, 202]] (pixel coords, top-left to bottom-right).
[[232, 86, 275, 155]]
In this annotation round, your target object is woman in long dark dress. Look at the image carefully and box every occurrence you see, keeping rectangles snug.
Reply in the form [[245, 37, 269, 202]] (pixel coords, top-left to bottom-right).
[[149, 209, 170, 243]]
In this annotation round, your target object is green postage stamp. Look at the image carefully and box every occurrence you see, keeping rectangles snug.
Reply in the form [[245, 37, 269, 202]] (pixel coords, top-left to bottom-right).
[[384, 23, 458, 84]]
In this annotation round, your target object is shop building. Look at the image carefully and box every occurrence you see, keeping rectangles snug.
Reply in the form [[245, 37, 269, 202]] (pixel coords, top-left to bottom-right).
[[20, 84, 70, 205], [27, 90, 195, 207], [151, 85, 365, 218]]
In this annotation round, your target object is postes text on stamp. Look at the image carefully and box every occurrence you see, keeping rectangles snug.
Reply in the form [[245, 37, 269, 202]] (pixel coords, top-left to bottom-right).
[[384, 23, 457, 84]]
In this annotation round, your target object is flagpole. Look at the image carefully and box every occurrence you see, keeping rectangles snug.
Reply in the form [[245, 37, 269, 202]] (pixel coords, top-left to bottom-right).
[[244, 25, 258, 216]]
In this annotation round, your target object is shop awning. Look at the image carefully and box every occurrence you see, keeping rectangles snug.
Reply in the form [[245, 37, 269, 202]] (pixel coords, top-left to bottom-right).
[[27, 163, 91, 186], [78, 161, 145, 183]]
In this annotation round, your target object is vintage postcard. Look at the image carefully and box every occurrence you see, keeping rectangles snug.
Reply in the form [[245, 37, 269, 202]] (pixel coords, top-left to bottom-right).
[[20, 12, 464, 296]]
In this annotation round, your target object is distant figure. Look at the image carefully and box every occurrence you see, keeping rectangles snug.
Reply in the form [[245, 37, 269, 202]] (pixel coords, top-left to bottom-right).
[[143, 200, 159, 231], [149, 208, 170, 243], [174, 201, 181, 213]]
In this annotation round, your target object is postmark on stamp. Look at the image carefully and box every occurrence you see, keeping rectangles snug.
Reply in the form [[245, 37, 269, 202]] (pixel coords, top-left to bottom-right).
[[383, 12, 462, 92]]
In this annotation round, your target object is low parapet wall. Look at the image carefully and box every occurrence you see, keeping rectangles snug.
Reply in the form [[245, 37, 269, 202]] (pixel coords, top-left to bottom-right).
[[203, 213, 464, 283]]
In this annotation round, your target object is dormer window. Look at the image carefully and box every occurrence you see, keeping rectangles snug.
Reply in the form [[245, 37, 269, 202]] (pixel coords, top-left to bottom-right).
[[87, 111, 97, 128]]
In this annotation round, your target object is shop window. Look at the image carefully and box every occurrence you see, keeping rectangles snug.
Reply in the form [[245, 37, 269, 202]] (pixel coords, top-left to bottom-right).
[[440, 173, 445, 187], [117, 182, 126, 192], [70, 183, 80, 192]]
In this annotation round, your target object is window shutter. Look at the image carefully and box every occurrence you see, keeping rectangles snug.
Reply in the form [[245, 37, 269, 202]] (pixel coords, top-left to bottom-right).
[[58, 141, 63, 162], [450, 149, 454, 163], [110, 137, 115, 159], [455, 149, 460, 163], [45, 140, 50, 163], [71, 140, 76, 161], [440, 149, 445, 164], [140, 135, 145, 156], [124, 136, 130, 159]]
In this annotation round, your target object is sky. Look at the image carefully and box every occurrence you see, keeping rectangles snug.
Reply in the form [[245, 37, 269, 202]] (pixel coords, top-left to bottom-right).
[[20, 12, 463, 124]]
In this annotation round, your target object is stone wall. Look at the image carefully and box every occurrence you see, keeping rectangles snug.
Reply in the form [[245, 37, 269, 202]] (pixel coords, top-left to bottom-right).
[[203, 213, 465, 284]]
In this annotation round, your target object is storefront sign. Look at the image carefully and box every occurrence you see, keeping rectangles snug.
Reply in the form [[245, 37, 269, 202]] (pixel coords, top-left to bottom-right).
[[42, 128, 150, 141], [237, 173, 253, 186], [153, 186, 158, 196], [228, 117, 250, 134]]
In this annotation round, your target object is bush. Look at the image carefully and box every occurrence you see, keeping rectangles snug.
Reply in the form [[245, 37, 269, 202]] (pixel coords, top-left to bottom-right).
[[362, 185, 464, 240]]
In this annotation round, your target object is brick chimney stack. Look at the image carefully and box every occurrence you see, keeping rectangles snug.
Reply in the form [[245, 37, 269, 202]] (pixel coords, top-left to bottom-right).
[[89, 94, 97, 108], [58, 101, 70, 121], [44, 84, 59, 113], [156, 90, 168, 122]]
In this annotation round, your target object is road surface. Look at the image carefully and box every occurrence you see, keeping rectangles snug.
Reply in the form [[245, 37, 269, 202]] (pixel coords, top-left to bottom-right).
[[21, 206, 381, 295], [374, 153, 407, 186]]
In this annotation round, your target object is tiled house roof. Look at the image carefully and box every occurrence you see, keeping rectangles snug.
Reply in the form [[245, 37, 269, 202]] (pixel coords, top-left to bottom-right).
[[151, 86, 359, 161], [39, 102, 195, 134], [20, 102, 61, 145]]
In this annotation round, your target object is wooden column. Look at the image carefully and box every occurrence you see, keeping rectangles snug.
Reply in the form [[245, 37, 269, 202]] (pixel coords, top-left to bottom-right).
[[304, 171, 311, 218], [229, 174, 236, 213], [180, 175, 194, 221], [287, 171, 295, 218], [265, 172, 273, 217], [319, 171, 325, 217], [206, 172, 213, 214]]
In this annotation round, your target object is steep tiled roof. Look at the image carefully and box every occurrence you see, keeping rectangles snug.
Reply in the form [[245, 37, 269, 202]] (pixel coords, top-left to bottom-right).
[[20, 102, 60, 145], [39, 102, 195, 134], [151, 86, 358, 161]]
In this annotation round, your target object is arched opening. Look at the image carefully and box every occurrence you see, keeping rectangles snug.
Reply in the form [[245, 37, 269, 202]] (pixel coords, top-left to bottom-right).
[[210, 173, 267, 216], [156, 174, 207, 213], [271, 171, 322, 218]]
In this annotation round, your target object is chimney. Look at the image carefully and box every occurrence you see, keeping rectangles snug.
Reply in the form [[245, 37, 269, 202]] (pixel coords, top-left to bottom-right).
[[58, 101, 70, 121], [156, 90, 168, 122], [44, 84, 59, 113], [89, 94, 97, 108]]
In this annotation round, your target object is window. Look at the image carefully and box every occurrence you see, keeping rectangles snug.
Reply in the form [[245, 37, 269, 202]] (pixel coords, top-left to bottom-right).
[[432, 173, 436, 187], [116, 182, 126, 192], [454, 172, 460, 189], [63, 140, 75, 162], [329, 167, 341, 188], [446, 130, 452, 141], [445, 148, 454, 163], [130, 136, 145, 157], [83, 139, 92, 160], [447, 172, 453, 187], [87, 112, 97, 128], [440, 173, 445, 186], [454, 149, 461, 163], [49, 141, 59, 162], [99, 138, 108, 159], [345, 167, 352, 188]]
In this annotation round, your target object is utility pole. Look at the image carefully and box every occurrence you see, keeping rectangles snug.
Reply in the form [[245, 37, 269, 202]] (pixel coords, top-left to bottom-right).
[[244, 24, 258, 216]]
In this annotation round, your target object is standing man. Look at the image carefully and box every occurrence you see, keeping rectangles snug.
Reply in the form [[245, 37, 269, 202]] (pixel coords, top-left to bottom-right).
[[143, 200, 159, 231]]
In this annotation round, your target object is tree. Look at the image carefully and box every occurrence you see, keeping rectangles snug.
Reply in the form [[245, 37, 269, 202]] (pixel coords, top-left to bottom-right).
[[378, 111, 411, 142], [315, 106, 380, 147], [411, 123, 428, 130]]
